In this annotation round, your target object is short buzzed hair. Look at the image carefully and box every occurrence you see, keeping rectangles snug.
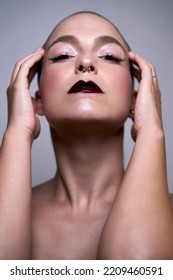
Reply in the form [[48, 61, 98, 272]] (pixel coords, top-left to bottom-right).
[[43, 11, 131, 52]]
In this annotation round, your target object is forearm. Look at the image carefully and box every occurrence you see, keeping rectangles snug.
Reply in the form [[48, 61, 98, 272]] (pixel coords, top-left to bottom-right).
[[122, 128, 169, 202], [0, 128, 32, 259], [98, 128, 173, 259]]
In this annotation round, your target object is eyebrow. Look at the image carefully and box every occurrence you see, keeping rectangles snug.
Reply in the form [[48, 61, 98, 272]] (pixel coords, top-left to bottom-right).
[[96, 36, 126, 54], [47, 35, 126, 54], [47, 35, 79, 52]]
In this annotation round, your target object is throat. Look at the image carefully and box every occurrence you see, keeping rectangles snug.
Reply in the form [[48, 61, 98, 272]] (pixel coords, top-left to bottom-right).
[[51, 125, 125, 208]]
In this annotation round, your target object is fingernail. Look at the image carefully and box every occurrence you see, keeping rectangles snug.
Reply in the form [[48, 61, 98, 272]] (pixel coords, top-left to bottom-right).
[[128, 51, 134, 55], [35, 47, 44, 53]]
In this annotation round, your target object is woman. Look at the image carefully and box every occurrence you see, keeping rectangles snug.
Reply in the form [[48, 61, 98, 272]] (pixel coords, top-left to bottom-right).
[[0, 11, 173, 259]]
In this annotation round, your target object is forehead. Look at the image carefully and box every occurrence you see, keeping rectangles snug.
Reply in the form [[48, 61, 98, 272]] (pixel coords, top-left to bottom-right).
[[46, 13, 127, 50]]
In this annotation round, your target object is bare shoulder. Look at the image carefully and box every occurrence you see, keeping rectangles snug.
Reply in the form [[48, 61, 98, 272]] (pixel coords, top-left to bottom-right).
[[32, 178, 56, 201]]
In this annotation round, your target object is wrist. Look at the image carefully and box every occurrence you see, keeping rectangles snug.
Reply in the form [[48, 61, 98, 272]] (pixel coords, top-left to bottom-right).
[[3, 126, 34, 147], [135, 125, 165, 143]]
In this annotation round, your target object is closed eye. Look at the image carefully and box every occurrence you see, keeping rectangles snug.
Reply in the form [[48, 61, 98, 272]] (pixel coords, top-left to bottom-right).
[[99, 54, 124, 64], [49, 54, 75, 62]]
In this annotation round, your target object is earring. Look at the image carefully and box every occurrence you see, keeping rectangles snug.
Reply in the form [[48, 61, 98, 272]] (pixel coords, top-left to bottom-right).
[[130, 109, 135, 115], [129, 109, 135, 120]]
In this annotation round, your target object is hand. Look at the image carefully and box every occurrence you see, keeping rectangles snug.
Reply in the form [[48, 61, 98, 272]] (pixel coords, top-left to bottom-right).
[[6, 48, 45, 141], [128, 52, 163, 141]]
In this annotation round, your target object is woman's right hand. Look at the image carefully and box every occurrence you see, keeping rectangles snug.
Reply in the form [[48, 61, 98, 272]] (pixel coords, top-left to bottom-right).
[[6, 48, 45, 142]]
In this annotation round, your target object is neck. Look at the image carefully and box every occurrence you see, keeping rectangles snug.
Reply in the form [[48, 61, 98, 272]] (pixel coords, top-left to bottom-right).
[[50, 121, 125, 210]]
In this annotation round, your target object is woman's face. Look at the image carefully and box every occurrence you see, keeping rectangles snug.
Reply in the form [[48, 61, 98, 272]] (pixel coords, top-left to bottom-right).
[[39, 13, 133, 129]]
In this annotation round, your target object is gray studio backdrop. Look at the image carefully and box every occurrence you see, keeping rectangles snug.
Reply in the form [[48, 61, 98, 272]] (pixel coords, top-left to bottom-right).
[[0, 0, 172, 191]]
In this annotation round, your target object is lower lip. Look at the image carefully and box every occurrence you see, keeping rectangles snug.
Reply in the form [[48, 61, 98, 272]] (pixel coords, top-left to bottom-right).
[[68, 89, 103, 94]]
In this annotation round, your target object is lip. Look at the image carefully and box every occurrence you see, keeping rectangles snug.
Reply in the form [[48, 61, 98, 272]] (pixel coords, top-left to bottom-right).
[[68, 80, 103, 94]]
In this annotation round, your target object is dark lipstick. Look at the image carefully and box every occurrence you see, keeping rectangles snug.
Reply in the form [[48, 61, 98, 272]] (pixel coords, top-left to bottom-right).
[[68, 80, 103, 94]]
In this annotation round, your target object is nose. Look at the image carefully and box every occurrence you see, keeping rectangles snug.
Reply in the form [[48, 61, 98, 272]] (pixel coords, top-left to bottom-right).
[[75, 65, 95, 73], [75, 56, 97, 74]]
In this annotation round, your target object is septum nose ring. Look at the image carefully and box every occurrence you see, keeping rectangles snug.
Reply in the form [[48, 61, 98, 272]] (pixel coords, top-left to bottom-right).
[[76, 65, 95, 73]]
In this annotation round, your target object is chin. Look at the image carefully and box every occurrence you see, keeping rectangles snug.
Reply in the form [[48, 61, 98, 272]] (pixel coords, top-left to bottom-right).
[[46, 102, 129, 132]]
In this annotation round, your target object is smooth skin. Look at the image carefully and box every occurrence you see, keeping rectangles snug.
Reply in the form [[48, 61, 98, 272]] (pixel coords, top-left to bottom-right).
[[0, 12, 173, 260]]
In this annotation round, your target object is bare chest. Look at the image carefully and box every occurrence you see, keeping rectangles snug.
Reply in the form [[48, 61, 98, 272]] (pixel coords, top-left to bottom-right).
[[31, 202, 107, 260]]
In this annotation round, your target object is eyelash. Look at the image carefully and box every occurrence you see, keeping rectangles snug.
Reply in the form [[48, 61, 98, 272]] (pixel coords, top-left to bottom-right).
[[99, 54, 124, 64], [49, 53, 124, 64], [49, 53, 74, 62]]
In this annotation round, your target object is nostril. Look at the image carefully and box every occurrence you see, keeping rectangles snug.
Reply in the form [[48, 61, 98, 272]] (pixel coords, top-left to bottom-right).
[[76, 65, 86, 72], [76, 65, 86, 73], [88, 66, 94, 72], [76, 65, 95, 73]]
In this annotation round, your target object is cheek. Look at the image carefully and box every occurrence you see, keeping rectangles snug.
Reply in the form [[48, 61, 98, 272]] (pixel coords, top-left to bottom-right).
[[109, 70, 133, 106], [40, 67, 64, 94], [103, 69, 133, 124], [39, 67, 66, 121]]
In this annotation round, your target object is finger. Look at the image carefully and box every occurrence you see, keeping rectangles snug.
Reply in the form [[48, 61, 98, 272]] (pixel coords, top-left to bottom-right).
[[11, 49, 44, 91], [11, 48, 44, 84], [143, 60, 158, 89], [129, 52, 162, 120], [131, 64, 141, 83], [27, 59, 42, 85], [10, 48, 44, 84], [128, 52, 158, 90]]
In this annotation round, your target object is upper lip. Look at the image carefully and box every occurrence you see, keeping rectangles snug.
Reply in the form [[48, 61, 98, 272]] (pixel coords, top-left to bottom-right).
[[68, 80, 103, 94]]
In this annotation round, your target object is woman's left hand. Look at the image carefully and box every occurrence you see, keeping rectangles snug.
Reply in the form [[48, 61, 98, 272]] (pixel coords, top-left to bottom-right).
[[128, 52, 163, 141]]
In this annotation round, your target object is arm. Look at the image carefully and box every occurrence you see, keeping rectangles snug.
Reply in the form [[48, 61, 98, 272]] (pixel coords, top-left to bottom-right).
[[98, 52, 173, 259], [0, 48, 44, 259]]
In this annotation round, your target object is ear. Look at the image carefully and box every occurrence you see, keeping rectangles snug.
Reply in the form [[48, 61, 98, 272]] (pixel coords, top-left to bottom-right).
[[35, 90, 44, 116], [129, 90, 137, 119]]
